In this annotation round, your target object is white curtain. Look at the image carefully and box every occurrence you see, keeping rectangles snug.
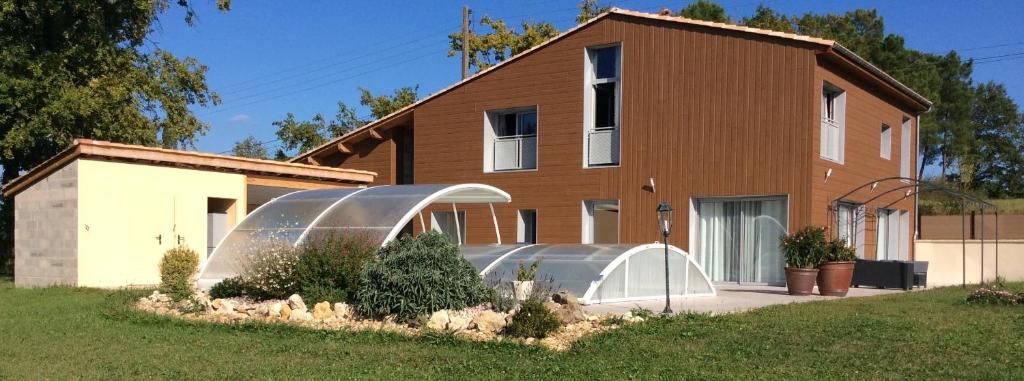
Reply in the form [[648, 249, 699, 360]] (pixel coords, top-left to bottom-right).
[[876, 209, 889, 260], [696, 198, 787, 284]]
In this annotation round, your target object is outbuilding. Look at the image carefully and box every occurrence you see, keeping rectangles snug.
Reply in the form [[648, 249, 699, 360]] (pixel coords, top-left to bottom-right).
[[3, 139, 374, 288]]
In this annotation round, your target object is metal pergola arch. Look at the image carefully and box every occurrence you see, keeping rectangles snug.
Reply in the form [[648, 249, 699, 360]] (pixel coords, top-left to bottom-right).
[[828, 176, 1001, 287]]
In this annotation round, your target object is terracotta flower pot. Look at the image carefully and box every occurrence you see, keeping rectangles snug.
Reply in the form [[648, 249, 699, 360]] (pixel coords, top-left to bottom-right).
[[785, 267, 819, 296], [817, 261, 855, 297]]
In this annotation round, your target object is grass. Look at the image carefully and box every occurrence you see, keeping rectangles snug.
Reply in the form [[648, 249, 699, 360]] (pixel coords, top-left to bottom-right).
[[1, 279, 1022, 380]]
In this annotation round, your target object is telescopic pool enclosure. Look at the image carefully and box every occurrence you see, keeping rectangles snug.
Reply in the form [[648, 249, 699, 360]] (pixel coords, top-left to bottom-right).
[[197, 184, 715, 304]]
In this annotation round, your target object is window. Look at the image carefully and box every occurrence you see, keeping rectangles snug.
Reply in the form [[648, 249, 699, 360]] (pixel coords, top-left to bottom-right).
[[206, 198, 236, 256], [582, 200, 618, 244], [836, 202, 866, 258], [484, 107, 537, 172], [584, 45, 621, 167], [820, 82, 846, 163], [691, 197, 788, 284], [880, 124, 892, 159], [431, 211, 466, 245], [517, 209, 537, 244], [900, 117, 912, 180], [876, 208, 909, 261]]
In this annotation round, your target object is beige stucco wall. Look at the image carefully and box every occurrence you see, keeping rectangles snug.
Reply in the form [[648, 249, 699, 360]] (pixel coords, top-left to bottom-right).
[[915, 239, 1024, 287], [76, 159, 247, 288]]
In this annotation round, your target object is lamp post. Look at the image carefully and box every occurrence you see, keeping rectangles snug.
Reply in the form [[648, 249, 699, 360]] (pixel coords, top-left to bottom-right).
[[657, 201, 674, 315]]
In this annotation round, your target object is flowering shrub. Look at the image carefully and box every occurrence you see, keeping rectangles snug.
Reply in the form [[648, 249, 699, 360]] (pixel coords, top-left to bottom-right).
[[239, 241, 300, 301], [966, 288, 1021, 305], [780, 226, 827, 268]]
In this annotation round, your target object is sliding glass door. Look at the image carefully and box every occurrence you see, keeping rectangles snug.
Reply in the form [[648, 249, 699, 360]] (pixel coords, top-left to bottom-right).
[[693, 197, 788, 284]]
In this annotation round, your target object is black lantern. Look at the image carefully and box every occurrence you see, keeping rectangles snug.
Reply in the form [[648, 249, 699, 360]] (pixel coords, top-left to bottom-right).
[[656, 201, 673, 315], [657, 202, 674, 236]]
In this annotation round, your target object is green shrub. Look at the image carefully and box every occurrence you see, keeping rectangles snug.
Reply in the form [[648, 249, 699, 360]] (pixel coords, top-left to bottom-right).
[[209, 276, 249, 299], [505, 299, 561, 338], [516, 260, 539, 281], [823, 238, 858, 262], [484, 274, 517, 313], [159, 246, 199, 300], [355, 232, 490, 321], [240, 241, 300, 300], [630, 306, 655, 320], [293, 234, 377, 304], [780, 226, 826, 269]]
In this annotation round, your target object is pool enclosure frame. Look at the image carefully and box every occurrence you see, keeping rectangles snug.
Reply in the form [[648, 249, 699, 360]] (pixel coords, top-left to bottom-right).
[[197, 184, 716, 303]]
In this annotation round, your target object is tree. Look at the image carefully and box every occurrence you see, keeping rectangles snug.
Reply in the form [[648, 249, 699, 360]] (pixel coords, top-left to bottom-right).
[[232, 136, 270, 160], [268, 86, 419, 157], [0, 0, 228, 274], [967, 83, 1024, 197], [679, 0, 730, 23], [577, 0, 611, 24], [741, 5, 793, 32], [448, 16, 559, 73]]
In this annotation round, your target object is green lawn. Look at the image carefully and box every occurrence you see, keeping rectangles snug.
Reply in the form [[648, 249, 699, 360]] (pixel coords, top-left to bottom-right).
[[1, 278, 1021, 380]]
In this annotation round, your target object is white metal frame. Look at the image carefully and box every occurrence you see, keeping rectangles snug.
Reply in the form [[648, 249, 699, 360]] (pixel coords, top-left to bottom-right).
[[579, 244, 717, 305]]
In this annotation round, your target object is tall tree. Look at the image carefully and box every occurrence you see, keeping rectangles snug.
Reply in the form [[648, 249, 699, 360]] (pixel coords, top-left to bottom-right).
[[266, 86, 418, 157], [679, 0, 730, 23], [577, 0, 611, 24], [448, 16, 559, 73], [967, 83, 1024, 197], [231, 135, 270, 160], [741, 5, 793, 33], [0, 0, 228, 274]]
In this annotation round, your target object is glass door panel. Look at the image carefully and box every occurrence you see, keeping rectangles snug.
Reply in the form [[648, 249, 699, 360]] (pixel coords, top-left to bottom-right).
[[695, 198, 788, 284]]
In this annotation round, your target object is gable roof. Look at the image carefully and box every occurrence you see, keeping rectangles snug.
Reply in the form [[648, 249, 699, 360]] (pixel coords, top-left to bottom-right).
[[291, 7, 932, 163], [3, 139, 376, 198]]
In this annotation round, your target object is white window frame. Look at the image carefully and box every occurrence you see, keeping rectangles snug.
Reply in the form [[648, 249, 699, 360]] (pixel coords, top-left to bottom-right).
[[900, 117, 911, 181], [483, 107, 538, 173], [583, 44, 622, 168], [880, 124, 892, 160], [820, 82, 846, 164], [516, 209, 537, 244], [582, 200, 619, 244], [837, 202, 867, 258]]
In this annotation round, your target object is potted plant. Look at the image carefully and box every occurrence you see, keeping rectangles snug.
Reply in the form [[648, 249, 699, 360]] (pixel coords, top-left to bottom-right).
[[817, 238, 858, 296], [513, 260, 539, 301], [780, 226, 826, 296]]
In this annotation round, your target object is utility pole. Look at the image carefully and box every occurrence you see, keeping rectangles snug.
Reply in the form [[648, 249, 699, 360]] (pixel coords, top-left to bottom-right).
[[461, 5, 470, 80]]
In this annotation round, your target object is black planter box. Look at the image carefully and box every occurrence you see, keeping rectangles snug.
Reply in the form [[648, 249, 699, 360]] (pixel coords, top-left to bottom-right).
[[851, 259, 914, 290]]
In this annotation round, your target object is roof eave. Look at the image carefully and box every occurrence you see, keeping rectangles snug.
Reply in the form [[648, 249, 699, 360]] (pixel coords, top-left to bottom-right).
[[829, 43, 933, 112]]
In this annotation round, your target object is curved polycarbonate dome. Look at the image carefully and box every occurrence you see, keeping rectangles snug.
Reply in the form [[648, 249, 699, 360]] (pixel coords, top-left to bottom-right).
[[466, 244, 715, 304], [197, 184, 511, 289]]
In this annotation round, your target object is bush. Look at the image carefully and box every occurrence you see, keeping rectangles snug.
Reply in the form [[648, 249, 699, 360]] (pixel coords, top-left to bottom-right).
[[355, 232, 490, 321], [484, 273, 517, 313], [505, 299, 561, 338], [780, 226, 826, 268], [159, 246, 199, 300], [293, 234, 377, 304], [209, 276, 249, 299], [239, 241, 300, 301], [823, 238, 858, 262]]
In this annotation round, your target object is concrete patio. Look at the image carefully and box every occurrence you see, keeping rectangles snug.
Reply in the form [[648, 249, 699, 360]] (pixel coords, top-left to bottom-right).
[[585, 284, 907, 316]]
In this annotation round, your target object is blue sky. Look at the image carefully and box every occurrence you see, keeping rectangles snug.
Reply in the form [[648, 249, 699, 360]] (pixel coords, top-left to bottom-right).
[[152, 0, 1024, 159]]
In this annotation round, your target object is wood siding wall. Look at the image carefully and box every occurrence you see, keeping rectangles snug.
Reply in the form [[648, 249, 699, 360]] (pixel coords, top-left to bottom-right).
[[812, 58, 919, 259], [326, 15, 920, 256], [329, 132, 395, 186]]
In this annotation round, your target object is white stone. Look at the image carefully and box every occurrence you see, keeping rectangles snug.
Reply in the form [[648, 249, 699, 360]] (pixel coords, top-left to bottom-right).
[[471, 310, 506, 334], [333, 303, 353, 320], [427, 310, 451, 331], [289, 310, 312, 322], [287, 294, 307, 312], [268, 302, 283, 318]]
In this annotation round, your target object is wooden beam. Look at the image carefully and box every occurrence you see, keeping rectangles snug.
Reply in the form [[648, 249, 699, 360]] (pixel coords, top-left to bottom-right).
[[336, 142, 352, 154], [246, 175, 352, 190], [369, 128, 384, 140], [306, 155, 320, 166]]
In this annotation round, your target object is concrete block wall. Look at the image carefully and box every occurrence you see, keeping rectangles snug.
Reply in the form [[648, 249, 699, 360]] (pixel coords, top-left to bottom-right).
[[14, 161, 78, 287]]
